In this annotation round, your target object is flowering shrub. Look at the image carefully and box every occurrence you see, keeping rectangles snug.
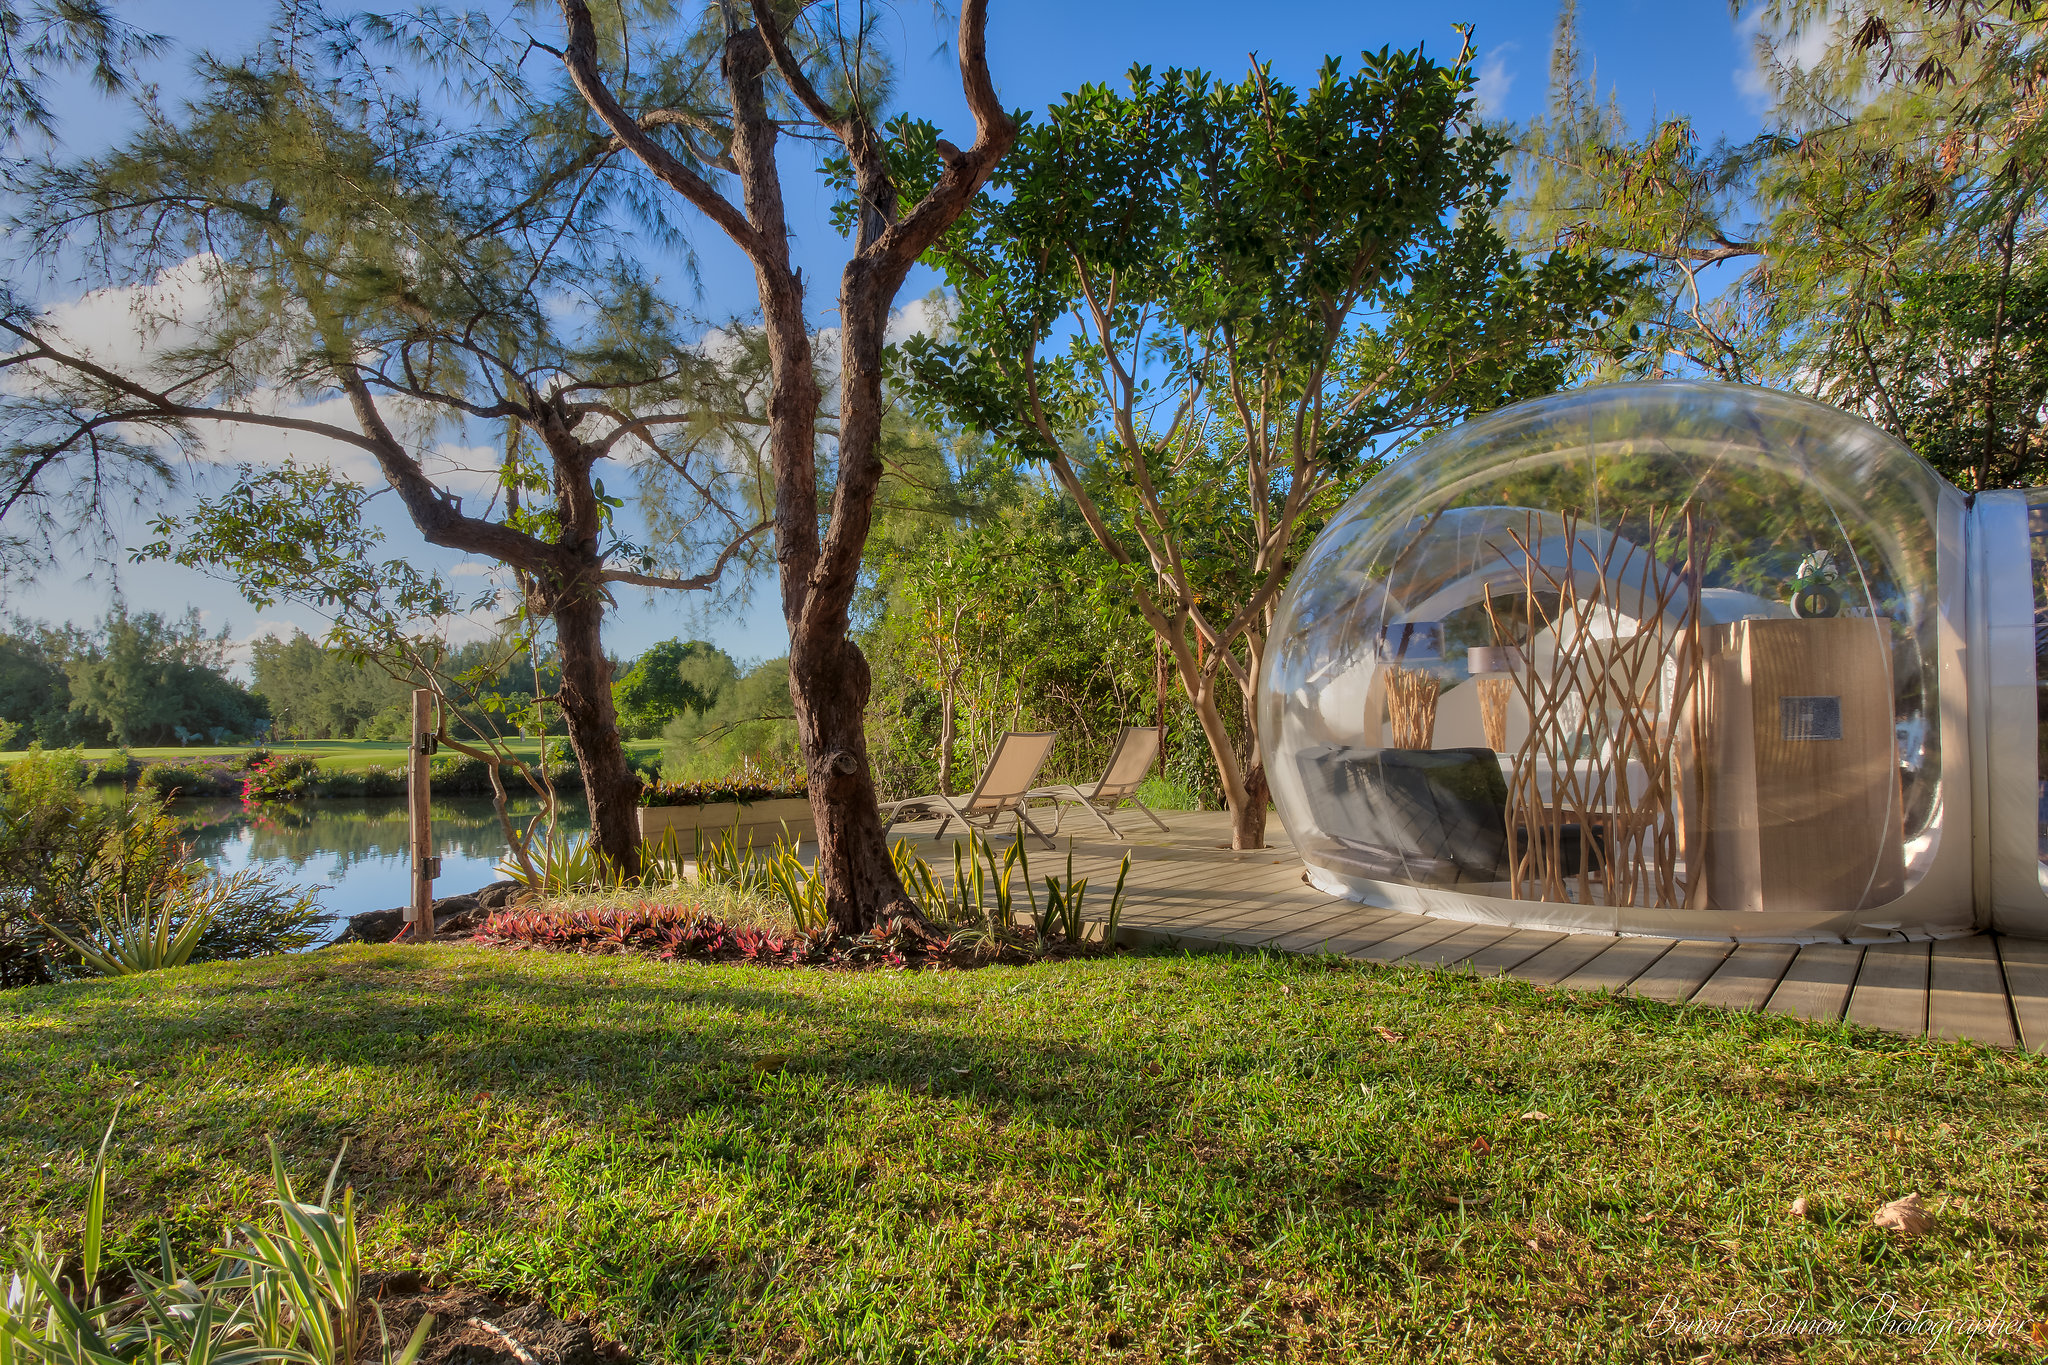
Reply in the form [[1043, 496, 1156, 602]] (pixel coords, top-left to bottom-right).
[[240, 753, 320, 805]]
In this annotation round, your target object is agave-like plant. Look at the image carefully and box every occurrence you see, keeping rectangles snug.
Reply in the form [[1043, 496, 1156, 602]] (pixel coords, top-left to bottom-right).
[[31, 871, 219, 977], [0, 1112, 430, 1365], [495, 828, 631, 896]]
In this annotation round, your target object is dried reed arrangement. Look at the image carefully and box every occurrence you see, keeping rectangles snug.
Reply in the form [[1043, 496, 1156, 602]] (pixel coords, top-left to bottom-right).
[[1484, 509, 1708, 908], [1478, 676, 1514, 752], [1383, 667, 1443, 750]]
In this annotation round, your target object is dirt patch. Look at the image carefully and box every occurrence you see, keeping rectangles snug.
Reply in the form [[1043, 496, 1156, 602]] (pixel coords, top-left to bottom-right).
[[360, 1273, 622, 1365]]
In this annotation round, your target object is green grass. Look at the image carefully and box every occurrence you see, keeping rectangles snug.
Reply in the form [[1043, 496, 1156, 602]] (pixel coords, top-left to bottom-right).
[[0, 738, 665, 773], [3, 947, 2043, 1363]]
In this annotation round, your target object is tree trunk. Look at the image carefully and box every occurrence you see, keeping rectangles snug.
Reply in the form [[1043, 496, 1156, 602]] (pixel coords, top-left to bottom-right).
[[551, 582, 642, 876], [1182, 674, 1265, 851], [1232, 755, 1270, 850], [937, 678, 957, 795], [789, 628, 910, 935]]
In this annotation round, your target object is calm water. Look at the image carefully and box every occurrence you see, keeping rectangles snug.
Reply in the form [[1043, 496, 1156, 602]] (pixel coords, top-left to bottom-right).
[[163, 796, 589, 935]]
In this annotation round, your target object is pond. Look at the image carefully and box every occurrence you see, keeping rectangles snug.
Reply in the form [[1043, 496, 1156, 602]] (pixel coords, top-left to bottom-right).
[[164, 795, 589, 937]]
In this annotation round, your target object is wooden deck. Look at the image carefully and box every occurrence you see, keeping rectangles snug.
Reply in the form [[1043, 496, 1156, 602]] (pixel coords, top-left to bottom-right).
[[890, 809, 2048, 1052]]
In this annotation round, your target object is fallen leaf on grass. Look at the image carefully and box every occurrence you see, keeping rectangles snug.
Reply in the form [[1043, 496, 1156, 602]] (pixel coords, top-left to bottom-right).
[[1470, 1137, 1491, 1155], [1375, 1027, 1404, 1043], [1432, 1189, 1495, 1209], [1492, 1020, 1506, 1035], [1789, 1196, 1810, 1219], [1144, 1060, 1163, 1076], [950, 1066, 971, 1075], [2030, 1321, 2048, 1348], [1519, 1111, 1550, 1122], [1873, 1193, 1934, 1237], [1280, 984, 1293, 996]]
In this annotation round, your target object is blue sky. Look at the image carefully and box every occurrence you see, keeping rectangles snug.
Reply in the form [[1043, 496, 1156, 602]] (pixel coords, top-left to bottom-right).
[[18, 0, 1767, 671]]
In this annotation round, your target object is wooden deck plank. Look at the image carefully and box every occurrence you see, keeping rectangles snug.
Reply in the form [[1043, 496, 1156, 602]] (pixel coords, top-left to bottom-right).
[[1455, 927, 1566, 976], [1351, 916, 1469, 964], [1506, 934, 1618, 985], [1239, 904, 1367, 949], [1265, 907, 1412, 955], [1398, 922, 1519, 969], [1764, 944, 1864, 1024], [1998, 936, 2048, 1054], [1690, 943, 1798, 1012], [1556, 937, 1675, 994], [1928, 936, 2018, 1049], [1624, 940, 1733, 1004], [1845, 941, 1929, 1038], [908, 812, 2029, 1047]]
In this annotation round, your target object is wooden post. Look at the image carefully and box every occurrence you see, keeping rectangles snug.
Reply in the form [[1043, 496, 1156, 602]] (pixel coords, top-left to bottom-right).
[[408, 689, 438, 942]]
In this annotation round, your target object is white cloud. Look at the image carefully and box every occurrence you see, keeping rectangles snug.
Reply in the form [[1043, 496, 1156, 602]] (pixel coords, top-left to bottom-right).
[[1474, 49, 1517, 118], [885, 293, 951, 346], [1734, 7, 1837, 116]]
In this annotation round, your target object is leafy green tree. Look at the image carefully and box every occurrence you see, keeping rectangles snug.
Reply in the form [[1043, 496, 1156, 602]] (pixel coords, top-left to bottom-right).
[[8, 19, 773, 872], [63, 604, 265, 746], [908, 43, 1636, 847], [251, 630, 412, 740], [0, 617, 97, 747], [863, 478, 1159, 799], [612, 639, 736, 739], [659, 656, 798, 781]]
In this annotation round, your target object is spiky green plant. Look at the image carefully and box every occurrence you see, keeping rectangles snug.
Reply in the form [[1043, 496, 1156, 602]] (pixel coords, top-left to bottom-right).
[[31, 875, 217, 976], [0, 1114, 430, 1365], [496, 828, 630, 896]]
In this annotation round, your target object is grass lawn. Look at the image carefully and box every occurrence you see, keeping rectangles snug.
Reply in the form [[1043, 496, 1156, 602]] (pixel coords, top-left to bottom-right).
[[0, 737, 666, 773], [3, 945, 2043, 1362]]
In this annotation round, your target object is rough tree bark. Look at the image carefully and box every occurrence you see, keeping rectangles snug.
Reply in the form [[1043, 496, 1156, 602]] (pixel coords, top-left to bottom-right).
[[559, 0, 1016, 933]]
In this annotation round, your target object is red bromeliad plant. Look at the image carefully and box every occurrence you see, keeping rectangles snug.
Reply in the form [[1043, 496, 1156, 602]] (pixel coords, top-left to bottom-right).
[[472, 902, 908, 969]]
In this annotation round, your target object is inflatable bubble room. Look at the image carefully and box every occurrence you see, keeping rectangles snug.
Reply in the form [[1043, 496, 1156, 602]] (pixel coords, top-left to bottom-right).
[[1258, 380, 2048, 943]]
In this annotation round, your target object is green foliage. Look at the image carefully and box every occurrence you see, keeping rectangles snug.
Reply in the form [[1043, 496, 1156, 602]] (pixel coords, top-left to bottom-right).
[[0, 1113, 430, 1365], [860, 478, 1172, 801], [763, 842, 830, 936], [496, 828, 632, 897], [689, 826, 778, 897], [640, 765, 807, 808], [30, 883, 215, 976], [137, 760, 237, 798], [63, 604, 268, 747], [612, 639, 736, 739], [0, 609, 261, 751], [0, 618, 96, 748], [251, 630, 414, 741], [658, 657, 799, 782]]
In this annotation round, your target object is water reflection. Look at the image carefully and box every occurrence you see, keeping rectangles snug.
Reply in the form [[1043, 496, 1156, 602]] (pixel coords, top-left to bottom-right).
[[157, 796, 589, 932]]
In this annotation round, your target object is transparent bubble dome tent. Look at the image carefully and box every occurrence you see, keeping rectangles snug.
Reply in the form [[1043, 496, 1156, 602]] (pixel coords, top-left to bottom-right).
[[1260, 381, 2048, 942]]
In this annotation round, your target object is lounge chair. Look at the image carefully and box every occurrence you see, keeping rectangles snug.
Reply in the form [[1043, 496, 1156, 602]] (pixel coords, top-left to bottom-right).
[[1026, 725, 1169, 840], [880, 730, 1059, 848]]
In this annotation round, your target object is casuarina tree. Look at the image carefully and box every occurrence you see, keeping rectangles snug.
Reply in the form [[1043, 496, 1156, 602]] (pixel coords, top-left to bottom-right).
[[551, 0, 1015, 929], [906, 38, 1635, 848], [1, 17, 772, 873]]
